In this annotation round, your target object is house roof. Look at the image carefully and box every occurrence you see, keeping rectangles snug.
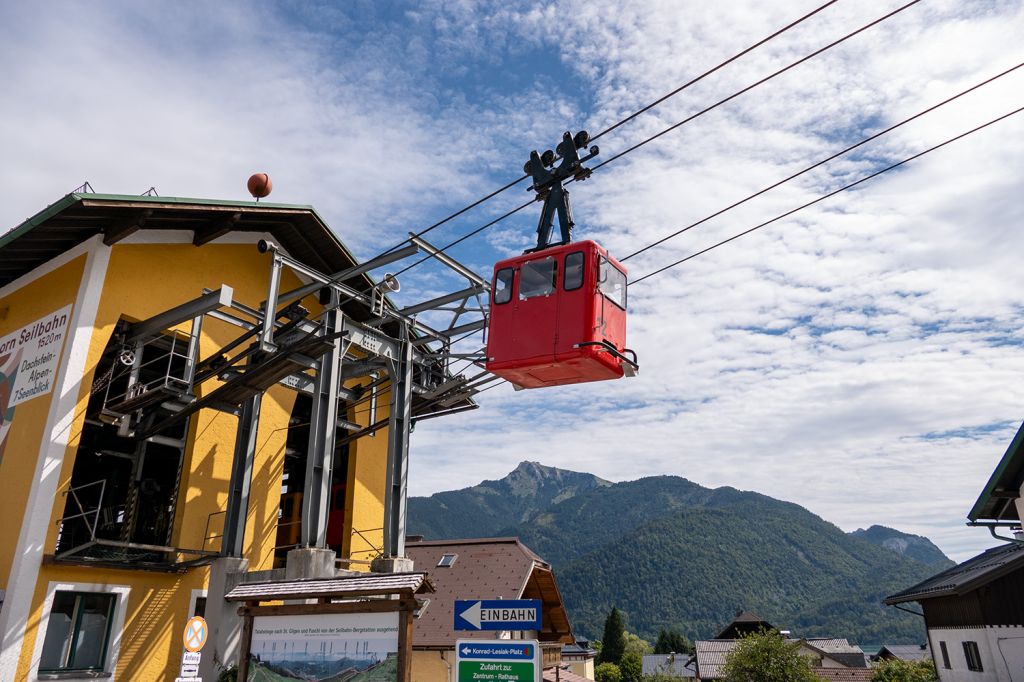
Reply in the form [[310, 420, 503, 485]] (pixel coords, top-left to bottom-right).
[[885, 541, 1024, 604], [543, 668, 594, 682], [874, 644, 930, 662], [406, 538, 572, 648], [694, 638, 866, 679], [714, 610, 774, 639], [969, 421, 1024, 525], [814, 669, 874, 681], [1, 192, 375, 294], [642, 654, 696, 678], [693, 640, 736, 679], [224, 572, 434, 602], [802, 639, 867, 668]]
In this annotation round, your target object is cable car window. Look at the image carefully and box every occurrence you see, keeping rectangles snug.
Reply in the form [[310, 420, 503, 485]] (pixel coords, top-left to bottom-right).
[[493, 267, 514, 305], [519, 258, 557, 300], [598, 258, 627, 309], [564, 252, 585, 291]]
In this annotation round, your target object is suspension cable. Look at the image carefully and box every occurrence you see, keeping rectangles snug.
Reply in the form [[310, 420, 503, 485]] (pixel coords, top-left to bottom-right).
[[630, 105, 1024, 285], [621, 60, 1024, 262]]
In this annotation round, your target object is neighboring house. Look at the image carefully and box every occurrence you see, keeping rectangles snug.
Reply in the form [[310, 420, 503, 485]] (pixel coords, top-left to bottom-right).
[[693, 638, 868, 680], [885, 420, 1024, 682], [406, 537, 575, 682], [872, 644, 931, 663], [691, 611, 868, 680], [0, 191, 471, 679], [643, 652, 697, 678], [884, 543, 1024, 681], [563, 639, 598, 679]]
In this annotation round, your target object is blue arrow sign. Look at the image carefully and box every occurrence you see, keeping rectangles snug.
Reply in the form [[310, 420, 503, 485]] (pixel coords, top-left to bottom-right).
[[454, 599, 542, 631]]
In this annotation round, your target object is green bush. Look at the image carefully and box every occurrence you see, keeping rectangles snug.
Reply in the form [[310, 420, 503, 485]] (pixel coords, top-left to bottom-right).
[[596, 662, 623, 682]]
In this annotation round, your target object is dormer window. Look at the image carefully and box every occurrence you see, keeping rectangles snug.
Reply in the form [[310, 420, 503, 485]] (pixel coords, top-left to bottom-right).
[[437, 553, 458, 567]]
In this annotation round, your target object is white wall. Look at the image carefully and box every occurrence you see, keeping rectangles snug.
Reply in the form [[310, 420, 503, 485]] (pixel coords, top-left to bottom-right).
[[930, 626, 1024, 682]]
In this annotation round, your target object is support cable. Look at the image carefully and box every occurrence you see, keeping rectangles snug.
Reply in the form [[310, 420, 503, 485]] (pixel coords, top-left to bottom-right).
[[589, 0, 921, 175], [387, 0, 921, 275], [589, 0, 841, 143], [621, 60, 1024, 262], [374, 0, 845, 262], [630, 105, 1024, 285]]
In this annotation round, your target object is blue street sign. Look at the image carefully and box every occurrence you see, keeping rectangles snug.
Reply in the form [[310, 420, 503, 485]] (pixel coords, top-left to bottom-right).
[[454, 599, 543, 631]]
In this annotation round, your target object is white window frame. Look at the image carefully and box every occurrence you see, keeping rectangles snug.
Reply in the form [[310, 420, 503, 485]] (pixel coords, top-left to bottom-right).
[[30, 581, 130, 681], [187, 588, 208, 619]]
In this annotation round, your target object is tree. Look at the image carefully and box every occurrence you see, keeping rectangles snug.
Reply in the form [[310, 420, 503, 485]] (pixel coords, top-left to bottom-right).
[[720, 630, 818, 682], [870, 659, 938, 682], [654, 629, 694, 655], [596, 662, 623, 682], [599, 607, 626, 665], [620, 652, 642, 682], [623, 631, 653, 656]]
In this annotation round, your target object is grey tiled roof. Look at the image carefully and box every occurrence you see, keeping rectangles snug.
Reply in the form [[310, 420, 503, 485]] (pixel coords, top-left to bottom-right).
[[885, 541, 1024, 603], [875, 644, 930, 662], [694, 640, 737, 679], [642, 654, 696, 677]]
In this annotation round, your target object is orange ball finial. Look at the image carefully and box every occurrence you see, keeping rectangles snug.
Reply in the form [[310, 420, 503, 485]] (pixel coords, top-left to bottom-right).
[[247, 173, 272, 199]]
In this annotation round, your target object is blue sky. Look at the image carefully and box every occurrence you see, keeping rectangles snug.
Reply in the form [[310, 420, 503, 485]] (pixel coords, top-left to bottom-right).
[[2, 1, 1024, 562]]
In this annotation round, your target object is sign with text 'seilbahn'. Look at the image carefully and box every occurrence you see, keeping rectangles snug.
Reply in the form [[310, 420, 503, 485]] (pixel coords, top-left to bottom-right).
[[456, 639, 541, 682]]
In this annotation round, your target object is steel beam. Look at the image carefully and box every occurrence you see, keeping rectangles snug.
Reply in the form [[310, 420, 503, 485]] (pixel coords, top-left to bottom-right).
[[301, 308, 344, 548], [409, 234, 490, 289], [382, 330, 414, 558], [395, 286, 485, 318], [126, 286, 234, 343], [222, 394, 261, 557], [277, 243, 420, 305]]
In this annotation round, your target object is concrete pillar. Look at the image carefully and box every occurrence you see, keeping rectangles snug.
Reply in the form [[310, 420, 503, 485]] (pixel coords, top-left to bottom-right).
[[371, 556, 415, 573], [285, 547, 337, 580], [198, 556, 248, 681]]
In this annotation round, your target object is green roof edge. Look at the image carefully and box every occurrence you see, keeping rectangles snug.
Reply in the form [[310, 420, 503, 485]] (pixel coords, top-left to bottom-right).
[[0, 192, 367, 269], [967, 420, 1024, 522]]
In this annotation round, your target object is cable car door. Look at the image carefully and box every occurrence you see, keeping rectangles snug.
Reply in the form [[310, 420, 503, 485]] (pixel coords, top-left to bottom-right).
[[514, 255, 558, 363]]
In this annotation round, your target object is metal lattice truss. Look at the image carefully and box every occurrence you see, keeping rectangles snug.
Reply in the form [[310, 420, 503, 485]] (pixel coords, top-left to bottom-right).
[[98, 236, 495, 561]]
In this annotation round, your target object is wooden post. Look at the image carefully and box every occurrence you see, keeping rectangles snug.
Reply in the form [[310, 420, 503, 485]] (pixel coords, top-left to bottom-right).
[[397, 599, 414, 682], [236, 603, 256, 681]]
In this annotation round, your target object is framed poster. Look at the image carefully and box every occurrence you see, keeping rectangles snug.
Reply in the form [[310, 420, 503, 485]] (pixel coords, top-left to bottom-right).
[[248, 611, 400, 681]]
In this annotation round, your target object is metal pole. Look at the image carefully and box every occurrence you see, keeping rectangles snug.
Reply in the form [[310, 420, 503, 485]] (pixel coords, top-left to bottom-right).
[[301, 307, 344, 547], [222, 394, 261, 557], [383, 325, 413, 558]]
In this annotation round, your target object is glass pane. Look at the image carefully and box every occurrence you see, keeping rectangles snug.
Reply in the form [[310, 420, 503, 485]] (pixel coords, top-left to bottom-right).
[[493, 268, 514, 305], [519, 258, 556, 300], [564, 252, 584, 291], [40, 592, 77, 670], [69, 593, 114, 670], [598, 258, 627, 309]]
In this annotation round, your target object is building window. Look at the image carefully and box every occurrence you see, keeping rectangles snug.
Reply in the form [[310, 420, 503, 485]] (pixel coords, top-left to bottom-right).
[[963, 641, 983, 672], [437, 553, 458, 567], [39, 591, 116, 673], [939, 641, 950, 669]]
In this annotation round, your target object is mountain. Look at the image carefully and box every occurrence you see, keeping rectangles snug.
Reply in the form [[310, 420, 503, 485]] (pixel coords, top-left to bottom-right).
[[407, 461, 611, 540], [850, 525, 954, 568], [408, 463, 949, 644]]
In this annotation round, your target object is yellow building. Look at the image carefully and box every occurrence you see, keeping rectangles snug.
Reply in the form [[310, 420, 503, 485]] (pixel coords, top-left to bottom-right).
[[0, 191, 482, 681]]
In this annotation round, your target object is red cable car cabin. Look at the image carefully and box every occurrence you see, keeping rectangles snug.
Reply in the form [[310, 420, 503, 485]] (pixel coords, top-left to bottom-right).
[[485, 240, 637, 388]]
